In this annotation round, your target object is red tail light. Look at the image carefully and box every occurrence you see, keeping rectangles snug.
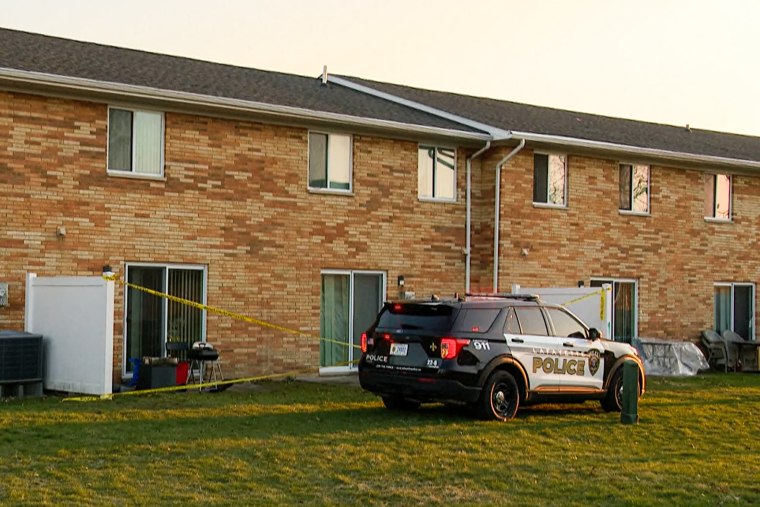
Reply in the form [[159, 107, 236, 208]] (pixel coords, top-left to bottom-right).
[[440, 337, 470, 359], [361, 333, 368, 353]]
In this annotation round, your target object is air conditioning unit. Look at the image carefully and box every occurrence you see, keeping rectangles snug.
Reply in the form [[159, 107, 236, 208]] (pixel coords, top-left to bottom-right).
[[0, 331, 43, 383]]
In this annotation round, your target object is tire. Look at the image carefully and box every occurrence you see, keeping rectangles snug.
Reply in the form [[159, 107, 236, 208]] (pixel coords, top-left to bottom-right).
[[601, 369, 624, 412], [478, 371, 520, 421], [382, 396, 420, 411]]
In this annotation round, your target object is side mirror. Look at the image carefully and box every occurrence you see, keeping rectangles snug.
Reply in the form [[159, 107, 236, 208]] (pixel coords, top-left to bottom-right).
[[588, 328, 600, 339]]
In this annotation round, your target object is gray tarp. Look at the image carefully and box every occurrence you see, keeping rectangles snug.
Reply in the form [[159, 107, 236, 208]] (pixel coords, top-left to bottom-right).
[[632, 337, 710, 376]]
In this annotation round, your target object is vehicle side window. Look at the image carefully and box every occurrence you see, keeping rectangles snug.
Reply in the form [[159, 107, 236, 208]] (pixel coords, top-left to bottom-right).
[[514, 307, 549, 336], [504, 307, 521, 334], [546, 308, 587, 338]]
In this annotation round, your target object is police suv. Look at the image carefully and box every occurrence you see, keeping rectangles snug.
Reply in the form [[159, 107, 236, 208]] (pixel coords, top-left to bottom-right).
[[358, 294, 645, 421]]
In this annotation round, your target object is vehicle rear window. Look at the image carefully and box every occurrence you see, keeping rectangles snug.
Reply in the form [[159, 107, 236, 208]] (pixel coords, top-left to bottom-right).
[[452, 309, 501, 333], [377, 304, 456, 332]]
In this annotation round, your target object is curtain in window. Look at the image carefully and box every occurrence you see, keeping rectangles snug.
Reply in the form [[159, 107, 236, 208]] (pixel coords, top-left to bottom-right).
[[309, 133, 327, 188], [613, 282, 635, 342], [619, 164, 632, 210], [320, 274, 350, 367], [133, 111, 162, 175], [108, 109, 133, 171], [434, 148, 455, 199], [714, 175, 731, 219], [167, 269, 205, 354], [714, 286, 731, 333], [327, 134, 351, 190], [418, 147, 435, 198]]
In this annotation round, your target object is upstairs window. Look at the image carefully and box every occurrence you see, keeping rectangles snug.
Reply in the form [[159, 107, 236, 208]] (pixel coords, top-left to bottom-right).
[[619, 163, 650, 214], [705, 174, 731, 220], [533, 153, 567, 206], [308, 132, 352, 192], [108, 107, 164, 176], [418, 146, 456, 201]]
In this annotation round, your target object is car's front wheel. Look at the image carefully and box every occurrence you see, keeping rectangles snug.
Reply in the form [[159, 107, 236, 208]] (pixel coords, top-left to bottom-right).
[[382, 396, 420, 411], [478, 371, 519, 421], [601, 369, 624, 412]]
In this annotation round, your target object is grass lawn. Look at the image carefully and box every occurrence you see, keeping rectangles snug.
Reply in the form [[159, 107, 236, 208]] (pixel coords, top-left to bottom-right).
[[1, 373, 758, 506]]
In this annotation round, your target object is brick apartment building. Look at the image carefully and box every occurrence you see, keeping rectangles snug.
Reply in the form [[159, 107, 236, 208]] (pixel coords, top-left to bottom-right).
[[1, 28, 759, 383]]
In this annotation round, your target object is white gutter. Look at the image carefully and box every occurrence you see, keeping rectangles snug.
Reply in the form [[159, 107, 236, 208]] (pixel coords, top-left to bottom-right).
[[510, 131, 760, 171], [465, 141, 491, 292], [493, 139, 526, 293], [0, 67, 490, 141], [329, 75, 512, 140]]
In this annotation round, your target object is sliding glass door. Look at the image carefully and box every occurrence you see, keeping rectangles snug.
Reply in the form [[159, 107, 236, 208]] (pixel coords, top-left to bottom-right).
[[591, 278, 637, 342], [715, 283, 755, 340], [124, 264, 206, 374], [320, 270, 385, 372]]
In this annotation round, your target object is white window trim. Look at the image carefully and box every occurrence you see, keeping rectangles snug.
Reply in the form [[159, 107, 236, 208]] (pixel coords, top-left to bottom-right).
[[590, 277, 639, 340], [106, 106, 166, 179], [121, 262, 207, 378], [418, 144, 458, 203], [704, 173, 732, 222], [307, 131, 354, 195], [618, 162, 651, 216], [714, 282, 755, 340], [532, 151, 568, 208], [319, 269, 387, 374]]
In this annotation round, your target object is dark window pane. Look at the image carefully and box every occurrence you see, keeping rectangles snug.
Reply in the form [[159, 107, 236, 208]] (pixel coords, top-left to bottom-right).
[[108, 108, 133, 171], [309, 133, 328, 188], [453, 309, 500, 333], [377, 303, 456, 332], [515, 307, 548, 336], [533, 154, 548, 203], [733, 285, 753, 340], [619, 164, 632, 210]]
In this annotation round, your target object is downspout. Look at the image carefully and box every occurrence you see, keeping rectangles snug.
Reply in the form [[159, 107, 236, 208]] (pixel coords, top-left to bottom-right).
[[493, 139, 526, 292], [465, 141, 491, 293]]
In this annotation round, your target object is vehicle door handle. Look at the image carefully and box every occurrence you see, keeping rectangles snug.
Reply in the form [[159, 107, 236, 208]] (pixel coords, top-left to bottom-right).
[[563, 342, 574, 347], [512, 338, 524, 343]]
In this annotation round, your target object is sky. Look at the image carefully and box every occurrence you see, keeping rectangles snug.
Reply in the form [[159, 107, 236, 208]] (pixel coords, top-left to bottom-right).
[[2, 0, 760, 137]]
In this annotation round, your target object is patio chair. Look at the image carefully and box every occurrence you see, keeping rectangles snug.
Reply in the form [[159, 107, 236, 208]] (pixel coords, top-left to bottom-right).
[[701, 330, 729, 372], [723, 330, 759, 371]]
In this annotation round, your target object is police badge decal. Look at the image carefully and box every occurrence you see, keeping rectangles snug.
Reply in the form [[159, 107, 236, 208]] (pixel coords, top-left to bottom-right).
[[588, 350, 601, 376]]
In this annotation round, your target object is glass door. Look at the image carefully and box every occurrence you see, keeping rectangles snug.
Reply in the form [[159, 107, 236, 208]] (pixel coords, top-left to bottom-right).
[[320, 270, 385, 372], [124, 264, 206, 374], [591, 279, 637, 342]]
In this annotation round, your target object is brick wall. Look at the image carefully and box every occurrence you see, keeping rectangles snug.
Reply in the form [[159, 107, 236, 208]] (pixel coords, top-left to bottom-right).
[[0, 91, 468, 382], [471, 146, 760, 341]]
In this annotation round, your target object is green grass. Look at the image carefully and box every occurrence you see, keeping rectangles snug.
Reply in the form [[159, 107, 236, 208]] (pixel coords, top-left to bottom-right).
[[1, 374, 758, 506]]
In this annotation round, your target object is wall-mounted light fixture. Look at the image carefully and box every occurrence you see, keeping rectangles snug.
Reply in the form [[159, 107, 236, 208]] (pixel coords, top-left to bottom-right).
[[56, 226, 66, 237], [397, 275, 405, 288], [578, 280, 585, 288], [102, 265, 114, 277]]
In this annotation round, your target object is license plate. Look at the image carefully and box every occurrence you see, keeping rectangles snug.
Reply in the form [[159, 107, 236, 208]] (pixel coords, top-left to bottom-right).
[[390, 343, 408, 356]]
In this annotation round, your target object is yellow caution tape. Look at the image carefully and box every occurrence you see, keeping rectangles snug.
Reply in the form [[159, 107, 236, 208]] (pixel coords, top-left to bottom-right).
[[103, 274, 359, 350], [559, 288, 606, 308]]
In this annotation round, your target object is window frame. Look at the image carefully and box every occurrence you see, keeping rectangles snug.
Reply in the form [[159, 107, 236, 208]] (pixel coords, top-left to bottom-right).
[[618, 162, 651, 215], [714, 282, 755, 341], [532, 152, 568, 208], [121, 262, 207, 378], [106, 106, 165, 179], [417, 144, 458, 203], [704, 173, 732, 222], [307, 131, 353, 194]]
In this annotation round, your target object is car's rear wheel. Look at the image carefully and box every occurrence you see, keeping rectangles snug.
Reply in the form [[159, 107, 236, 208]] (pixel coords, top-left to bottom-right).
[[478, 371, 519, 421], [382, 396, 421, 411], [601, 369, 624, 412]]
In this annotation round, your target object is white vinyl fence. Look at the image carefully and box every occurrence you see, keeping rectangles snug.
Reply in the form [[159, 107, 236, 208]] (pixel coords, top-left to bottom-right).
[[25, 274, 114, 395]]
